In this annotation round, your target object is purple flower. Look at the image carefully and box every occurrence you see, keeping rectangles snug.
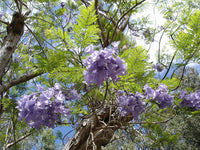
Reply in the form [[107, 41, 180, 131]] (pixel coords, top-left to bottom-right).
[[83, 42, 127, 86], [179, 91, 200, 110], [144, 84, 174, 109], [61, 2, 65, 8], [111, 41, 120, 51], [17, 83, 71, 129], [152, 63, 163, 72], [68, 89, 81, 100], [36, 84, 44, 91], [118, 90, 123, 95], [85, 45, 94, 54], [144, 84, 155, 99], [42, 88, 54, 100], [118, 92, 146, 120], [54, 83, 62, 90], [55, 91, 65, 102]]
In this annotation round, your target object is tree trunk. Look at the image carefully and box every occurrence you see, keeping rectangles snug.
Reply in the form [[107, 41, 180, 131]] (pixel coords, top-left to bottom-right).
[[0, 12, 24, 116], [63, 105, 133, 150], [0, 12, 24, 80]]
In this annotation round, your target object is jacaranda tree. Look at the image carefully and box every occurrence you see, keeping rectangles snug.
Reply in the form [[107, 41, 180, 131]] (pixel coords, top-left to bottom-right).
[[0, 0, 200, 149]]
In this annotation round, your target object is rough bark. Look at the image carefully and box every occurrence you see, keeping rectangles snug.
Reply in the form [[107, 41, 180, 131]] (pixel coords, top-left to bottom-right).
[[63, 105, 133, 150], [0, 12, 25, 117], [0, 12, 24, 80]]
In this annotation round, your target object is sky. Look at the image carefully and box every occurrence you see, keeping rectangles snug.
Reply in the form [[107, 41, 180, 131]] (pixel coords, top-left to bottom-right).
[[133, 1, 173, 63]]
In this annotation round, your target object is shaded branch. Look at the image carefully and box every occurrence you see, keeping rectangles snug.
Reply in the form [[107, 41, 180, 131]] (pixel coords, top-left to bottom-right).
[[0, 19, 9, 25], [172, 45, 199, 91], [129, 115, 175, 125], [14, 0, 20, 13], [0, 72, 44, 94], [5, 132, 32, 149], [95, 0, 106, 48], [25, 24, 48, 59], [161, 49, 178, 80], [110, 0, 146, 43]]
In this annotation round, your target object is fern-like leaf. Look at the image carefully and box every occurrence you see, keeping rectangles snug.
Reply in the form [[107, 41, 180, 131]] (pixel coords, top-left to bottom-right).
[[73, 2, 100, 48]]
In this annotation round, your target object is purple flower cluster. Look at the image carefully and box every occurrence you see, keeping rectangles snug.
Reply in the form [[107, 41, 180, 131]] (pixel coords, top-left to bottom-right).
[[66, 84, 81, 100], [179, 91, 200, 110], [144, 84, 174, 109], [61, 2, 65, 8], [118, 84, 175, 119], [152, 63, 163, 72], [118, 92, 146, 120], [83, 42, 127, 86], [17, 83, 71, 129]]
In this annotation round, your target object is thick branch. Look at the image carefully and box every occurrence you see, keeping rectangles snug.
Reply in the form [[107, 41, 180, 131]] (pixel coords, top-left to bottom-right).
[[0, 12, 24, 80], [63, 105, 133, 150], [0, 19, 9, 25], [0, 72, 43, 94]]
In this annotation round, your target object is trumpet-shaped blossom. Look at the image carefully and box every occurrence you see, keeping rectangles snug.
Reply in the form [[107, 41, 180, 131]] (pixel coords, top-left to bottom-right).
[[83, 42, 127, 86], [118, 92, 146, 120], [152, 63, 163, 72], [17, 83, 80, 129], [61, 2, 65, 8], [180, 91, 200, 110], [144, 84, 174, 109]]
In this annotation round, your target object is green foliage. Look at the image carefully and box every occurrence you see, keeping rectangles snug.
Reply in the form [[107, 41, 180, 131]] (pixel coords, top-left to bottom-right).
[[39, 129, 57, 150], [34, 0, 59, 2], [117, 45, 155, 92], [73, 3, 100, 48], [161, 77, 179, 90]]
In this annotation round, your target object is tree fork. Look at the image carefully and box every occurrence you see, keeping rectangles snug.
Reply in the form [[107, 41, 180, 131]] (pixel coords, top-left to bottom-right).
[[63, 105, 133, 150]]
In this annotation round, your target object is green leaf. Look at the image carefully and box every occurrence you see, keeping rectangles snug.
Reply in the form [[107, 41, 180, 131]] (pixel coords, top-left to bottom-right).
[[72, 2, 100, 48]]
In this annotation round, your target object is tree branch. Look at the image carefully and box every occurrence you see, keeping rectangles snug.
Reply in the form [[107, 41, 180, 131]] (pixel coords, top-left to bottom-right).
[[0, 72, 44, 94], [0, 19, 9, 25], [95, 0, 106, 48], [5, 132, 33, 149], [172, 45, 199, 91], [161, 49, 178, 80], [63, 105, 133, 150], [25, 24, 48, 59], [110, 0, 146, 43]]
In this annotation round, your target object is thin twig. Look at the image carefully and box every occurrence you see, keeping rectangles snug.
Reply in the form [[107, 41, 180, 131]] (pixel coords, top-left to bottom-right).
[[62, 128, 76, 145], [129, 115, 175, 125], [18, 0, 29, 9], [103, 81, 108, 101], [95, 0, 106, 48], [161, 49, 178, 80], [28, 16, 54, 26], [110, 0, 146, 43], [25, 24, 48, 59], [14, 0, 20, 12]]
